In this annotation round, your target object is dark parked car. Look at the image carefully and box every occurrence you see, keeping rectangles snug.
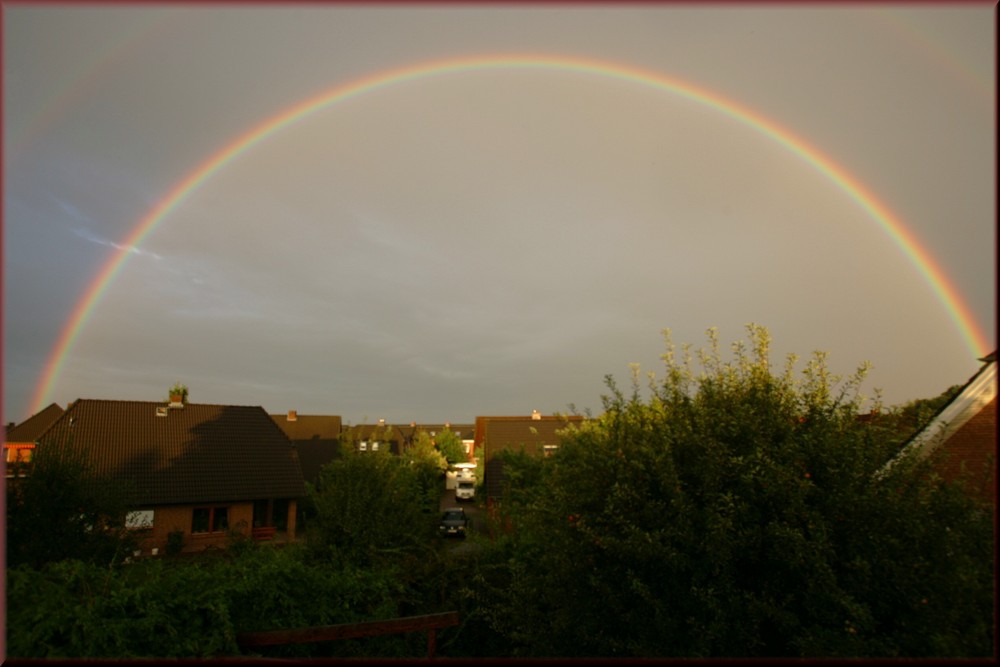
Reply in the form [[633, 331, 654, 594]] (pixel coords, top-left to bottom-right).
[[439, 507, 469, 538]]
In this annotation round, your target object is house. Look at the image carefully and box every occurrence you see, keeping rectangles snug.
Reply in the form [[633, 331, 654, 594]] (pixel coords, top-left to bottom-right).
[[885, 352, 996, 507], [400, 422, 476, 459], [270, 410, 342, 486], [476, 411, 585, 500], [342, 420, 407, 455], [35, 398, 306, 554], [4, 402, 65, 476]]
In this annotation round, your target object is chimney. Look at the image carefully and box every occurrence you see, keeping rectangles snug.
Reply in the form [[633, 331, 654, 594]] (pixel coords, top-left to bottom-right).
[[287, 410, 298, 421], [531, 410, 541, 420]]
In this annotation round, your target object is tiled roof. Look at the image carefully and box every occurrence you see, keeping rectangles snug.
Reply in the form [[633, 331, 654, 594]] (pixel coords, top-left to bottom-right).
[[39, 400, 305, 507], [478, 415, 584, 461], [5, 403, 64, 444], [402, 424, 475, 440], [269, 413, 342, 441], [345, 423, 407, 442], [294, 441, 342, 485], [270, 413, 343, 485]]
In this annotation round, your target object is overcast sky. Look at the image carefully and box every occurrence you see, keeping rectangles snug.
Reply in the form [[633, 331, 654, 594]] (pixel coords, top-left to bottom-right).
[[3, 4, 995, 426]]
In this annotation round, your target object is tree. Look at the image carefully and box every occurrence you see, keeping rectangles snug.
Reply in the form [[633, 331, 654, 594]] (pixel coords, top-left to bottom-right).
[[306, 450, 436, 567], [6, 438, 139, 568], [474, 325, 994, 658], [402, 430, 448, 513], [435, 428, 466, 464]]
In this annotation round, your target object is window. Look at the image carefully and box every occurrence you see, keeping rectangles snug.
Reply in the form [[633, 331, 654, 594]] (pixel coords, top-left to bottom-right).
[[371, 441, 379, 452], [543, 444, 559, 458], [5, 445, 33, 477], [126, 509, 154, 530], [191, 507, 229, 533], [359, 441, 368, 452]]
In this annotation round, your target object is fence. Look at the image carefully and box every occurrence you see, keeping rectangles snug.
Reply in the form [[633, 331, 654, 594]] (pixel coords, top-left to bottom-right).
[[236, 611, 460, 659]]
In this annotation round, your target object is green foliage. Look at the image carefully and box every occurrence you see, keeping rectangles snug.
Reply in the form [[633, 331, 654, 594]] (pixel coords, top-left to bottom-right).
[[435, 428, 466, 464], [6, 326, 991, 660], [405, 430, 448, 473], [165, 530, 185, 556], [307, 451, 437, 567], [403, 430, 448, 511], [4, 545, 418, 659], [473, 325, 995, 658], [6, 438, 139, 569], [881, 384, 965, 448]]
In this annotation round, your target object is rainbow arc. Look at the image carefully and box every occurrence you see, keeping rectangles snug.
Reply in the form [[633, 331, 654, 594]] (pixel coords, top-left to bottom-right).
[[30, 54, 992, 414]]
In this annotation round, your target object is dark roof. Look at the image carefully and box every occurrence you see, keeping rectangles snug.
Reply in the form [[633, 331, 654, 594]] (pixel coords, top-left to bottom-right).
[[5, 403, 65, 444], [39, 400, 305, 506], [401, 423, 475, 440], [479, 415, 584, 461], [345, 423, 406, 442], [294, 441, 342, 485], [269, 413, 342, 441], [270, 413, 343, 485]]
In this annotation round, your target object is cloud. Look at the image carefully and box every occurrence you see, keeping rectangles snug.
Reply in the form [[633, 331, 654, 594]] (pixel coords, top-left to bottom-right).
[[71, 227, 164, 261]]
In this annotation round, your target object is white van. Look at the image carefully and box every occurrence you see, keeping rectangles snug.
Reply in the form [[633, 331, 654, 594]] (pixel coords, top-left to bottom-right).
[[456, 480, 475, 501]]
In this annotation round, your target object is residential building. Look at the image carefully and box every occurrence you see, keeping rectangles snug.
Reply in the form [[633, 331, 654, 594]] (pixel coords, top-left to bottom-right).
[[475, 411, 585, 499], [343, 419, 406, 455], [885, 352, 996, 508], [4, 402, 64, 476], [34, 398, 306, 554], [270, 410, 342, 486]]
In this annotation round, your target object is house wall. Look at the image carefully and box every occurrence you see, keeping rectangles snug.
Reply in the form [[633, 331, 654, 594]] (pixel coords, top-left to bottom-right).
[[137, 502, 254, 554], [136, 500, 299, 554], [934, 396, 996, 507]]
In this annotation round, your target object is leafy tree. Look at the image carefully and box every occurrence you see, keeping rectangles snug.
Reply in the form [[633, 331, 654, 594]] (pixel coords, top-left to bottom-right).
[[6, 438, 139, 569], [306, 450, 437, 567], [475, 325, 994, 658], [405, 431, 447, 472], [883, 383, 964, 446], [435, 428, 466, 464], [403, 430, 448, 512]]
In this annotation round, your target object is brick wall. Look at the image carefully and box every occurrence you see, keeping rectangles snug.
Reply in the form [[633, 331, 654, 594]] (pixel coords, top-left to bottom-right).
[[137, 502, 255, 554], [934, 396, 996, 507]]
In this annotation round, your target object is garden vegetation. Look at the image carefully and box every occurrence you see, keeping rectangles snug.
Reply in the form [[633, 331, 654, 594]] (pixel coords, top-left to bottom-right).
[[5, 325, 994, 658]]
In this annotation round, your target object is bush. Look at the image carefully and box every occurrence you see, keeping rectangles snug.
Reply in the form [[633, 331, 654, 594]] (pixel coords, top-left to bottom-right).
[[474, 326, 995, 657], [6, 438, 138, 568]]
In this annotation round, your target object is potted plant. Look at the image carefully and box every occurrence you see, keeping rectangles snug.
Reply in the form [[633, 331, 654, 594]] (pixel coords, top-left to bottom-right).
[[168, 382, 188, 405]]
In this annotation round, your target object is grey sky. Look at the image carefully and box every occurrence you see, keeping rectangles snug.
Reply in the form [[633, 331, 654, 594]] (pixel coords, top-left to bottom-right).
[[3, 4, 995, 426]]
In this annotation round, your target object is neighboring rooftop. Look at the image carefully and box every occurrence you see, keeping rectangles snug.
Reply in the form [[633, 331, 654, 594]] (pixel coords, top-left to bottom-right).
[[4, 403, 65, 444]]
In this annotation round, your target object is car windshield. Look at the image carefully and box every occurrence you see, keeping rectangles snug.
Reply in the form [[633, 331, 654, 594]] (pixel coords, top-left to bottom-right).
[[442, 511, 464, 521], [458, 482, 473, 488]]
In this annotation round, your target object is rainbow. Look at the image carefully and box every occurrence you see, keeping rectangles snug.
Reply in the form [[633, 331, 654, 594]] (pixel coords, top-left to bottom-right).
[[30, 53, 993, 414]]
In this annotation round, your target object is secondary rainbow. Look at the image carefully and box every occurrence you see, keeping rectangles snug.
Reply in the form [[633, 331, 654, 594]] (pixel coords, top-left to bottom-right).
[[30, 53, 992, 414]]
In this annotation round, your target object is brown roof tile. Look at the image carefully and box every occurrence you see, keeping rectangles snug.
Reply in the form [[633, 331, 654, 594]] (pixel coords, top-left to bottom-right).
[[39, 400, 305, 506], [480, 415, 584, 461], [270, 413, 343, 484], [5, 403, 64, 444]]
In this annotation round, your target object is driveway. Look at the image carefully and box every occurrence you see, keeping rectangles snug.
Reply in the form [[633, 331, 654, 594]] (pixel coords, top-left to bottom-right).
[[439, 486, 483, 554]]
